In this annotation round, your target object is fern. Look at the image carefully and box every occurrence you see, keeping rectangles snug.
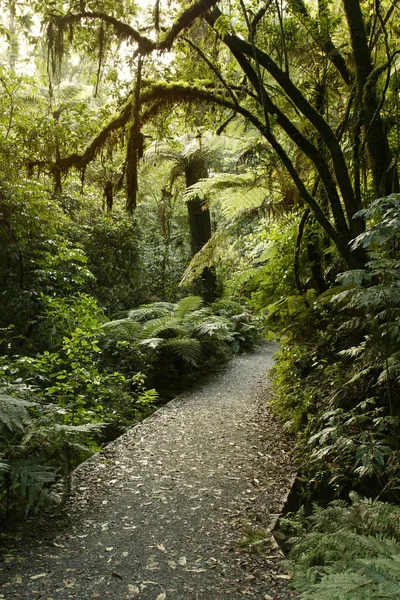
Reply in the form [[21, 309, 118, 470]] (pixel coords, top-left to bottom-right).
[[288, 496, 400, 600], [173, 295, 202, 322], [100, 319, 141, 344], [10, 459, 57, 514], [0, 391, 33, 432], [139, 337, 164, 349], [141, 316, 186, 338], [162, 337, 202, 365], [192, 317, 235, 342], [298, 568, 400, 600], [127, 303, 174, 322], [180, 223, 236, 285], [0, 459, 10, 476], [184, 171, 267, 219]]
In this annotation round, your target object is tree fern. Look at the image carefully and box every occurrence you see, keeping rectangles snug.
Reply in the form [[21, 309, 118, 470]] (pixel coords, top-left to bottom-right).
[[184, 171, 267, 219], [162, 337, 202, 365], [173, 295, 202, 322], [139, 337, 164, 349], [141, 316, 186, 338], [127, 303, 174, 321], [100, 318, 141, 344], [192, 317, 235, 342], [180, 223, 235, 286]]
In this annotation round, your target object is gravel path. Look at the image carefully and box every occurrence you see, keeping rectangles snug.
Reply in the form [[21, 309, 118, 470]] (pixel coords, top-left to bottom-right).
[[1, 343, 297, 600]]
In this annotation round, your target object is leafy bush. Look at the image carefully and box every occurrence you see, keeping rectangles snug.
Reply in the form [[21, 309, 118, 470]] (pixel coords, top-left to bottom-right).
[[0, 294, 158, 516]]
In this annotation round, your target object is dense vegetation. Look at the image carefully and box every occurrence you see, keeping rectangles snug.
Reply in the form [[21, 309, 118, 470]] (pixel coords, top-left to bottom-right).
[[0, 0, 399, 595]]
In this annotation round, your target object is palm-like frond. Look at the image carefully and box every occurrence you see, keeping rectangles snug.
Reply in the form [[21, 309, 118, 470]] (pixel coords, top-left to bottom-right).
[[141, 316, 186, 338], [180, 223, 236, 286], [10, 459, 58, 514], [192, 317, 235, 342], [139, 337, 164, 349], [162, 337, 202, 365], [0, 459, 10, 476], [174, 295, 202, 322], [184, 171, 267, 219], [128, 303, 175, 321], [100, 319, 141, 343]]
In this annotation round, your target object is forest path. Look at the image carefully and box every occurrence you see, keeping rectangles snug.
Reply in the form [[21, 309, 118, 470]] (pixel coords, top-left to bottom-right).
[[1, 344, 297, 600]]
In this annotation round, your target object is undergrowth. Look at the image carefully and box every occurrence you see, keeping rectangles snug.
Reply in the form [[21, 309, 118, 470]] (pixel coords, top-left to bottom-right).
[[267, 196, 400, 503], [278, 493, 400, 599], [0, 294, 258, 517]]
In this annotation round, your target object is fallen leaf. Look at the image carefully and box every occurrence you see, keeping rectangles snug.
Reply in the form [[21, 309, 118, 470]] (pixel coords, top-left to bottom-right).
[[156, 543, 166, 552], [179, 556, 187, 566], [127, 584, 140, 596], [186, 568, 207, 573], [30, 573, 47, 580], [156, 593, 166, 600]]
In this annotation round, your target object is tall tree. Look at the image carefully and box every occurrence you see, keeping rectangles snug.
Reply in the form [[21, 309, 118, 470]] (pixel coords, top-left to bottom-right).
[[146, 135, 218, 302], [17, 0, 400, 269]]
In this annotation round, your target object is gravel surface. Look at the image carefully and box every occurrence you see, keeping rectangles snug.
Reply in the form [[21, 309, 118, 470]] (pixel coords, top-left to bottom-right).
[[0, 343, 298, 600]]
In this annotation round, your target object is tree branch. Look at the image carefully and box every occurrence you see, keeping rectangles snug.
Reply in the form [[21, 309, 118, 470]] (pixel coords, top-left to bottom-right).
[[51, 0, 221, 55], [205, 7, 358, 227]]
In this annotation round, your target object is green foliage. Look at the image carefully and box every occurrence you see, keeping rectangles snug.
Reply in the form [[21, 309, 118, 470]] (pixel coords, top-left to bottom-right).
[[266, 195, 400, 502], [10, 461, 58, 515], [102, 295, 259, 393], [0, 391, 32, 432], [0, 291, 158, 516], [283, 495, 400, 600]]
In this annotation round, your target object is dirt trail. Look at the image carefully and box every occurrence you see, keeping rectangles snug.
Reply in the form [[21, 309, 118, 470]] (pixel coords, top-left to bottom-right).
[[1, 343, 297, 600]]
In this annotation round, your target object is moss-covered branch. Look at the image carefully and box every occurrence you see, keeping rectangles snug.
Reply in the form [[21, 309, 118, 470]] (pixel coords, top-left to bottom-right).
[[50, 0, 220, 55]]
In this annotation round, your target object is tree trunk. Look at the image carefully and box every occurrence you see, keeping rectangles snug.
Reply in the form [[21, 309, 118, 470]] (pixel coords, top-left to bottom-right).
[[185, 160, 217, 303], [343, 0, 398, 196]]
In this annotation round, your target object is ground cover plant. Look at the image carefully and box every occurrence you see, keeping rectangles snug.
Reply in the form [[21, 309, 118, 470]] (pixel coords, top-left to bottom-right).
[[277, 493, 400, 599]]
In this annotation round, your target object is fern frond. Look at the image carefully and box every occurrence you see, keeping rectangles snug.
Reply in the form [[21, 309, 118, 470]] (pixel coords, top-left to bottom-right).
[[0, 392, 33, 432], [10, 460, 57, 514], [297, 571, 383, 599], [338, 344, 366, 359], [344, 366, 375, 385], [192, 317, 234, 342], [161, 337, 202, 365], [174, 295, 202, 322], [53, 423, 102, 435], [139, 337, 164, 349], [184, 171, 267, 219], [101, 319, 141, 343], [127, 303, 174, 322], [378, 352, 400, 383], [141, 316, 186, 338], [0, 459, 10, 476], [292, 531, 399, 567], [180, 222, 236, 286]]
